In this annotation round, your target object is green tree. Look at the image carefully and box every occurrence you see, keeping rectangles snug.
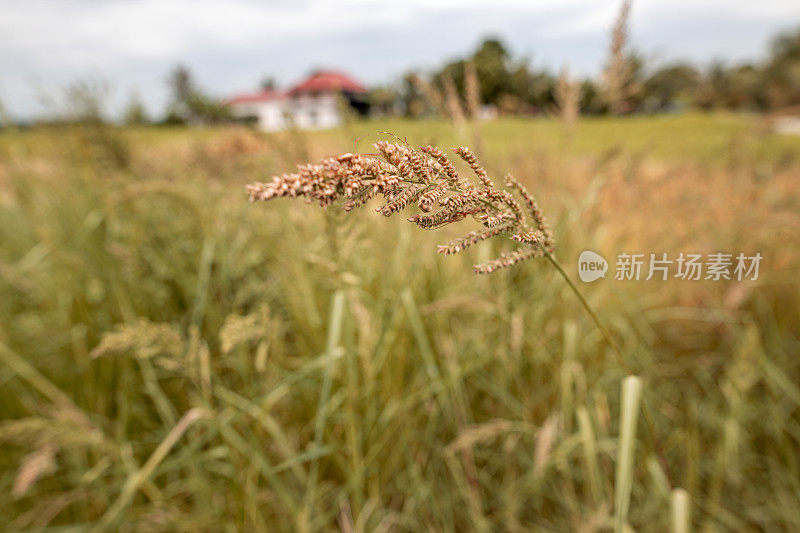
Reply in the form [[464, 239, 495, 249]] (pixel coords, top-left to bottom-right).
[[724, 65, 762, 109], [580, 79, 605, 114], [643, 63, 700, 111], [508, 63, 555, 112], [472, 38, 512, 105], [124, 92, 149, 125], [761, 28, 800, 109], [164, 64, 230, 124], [369, 86, 399, 116], [694, 61, 728, 109]]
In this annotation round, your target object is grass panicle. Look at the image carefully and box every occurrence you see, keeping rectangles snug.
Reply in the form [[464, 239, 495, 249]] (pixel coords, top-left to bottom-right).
[[602, 0, 638, 115], [555, 66, 581, 133], [247, 138, 554, 274]]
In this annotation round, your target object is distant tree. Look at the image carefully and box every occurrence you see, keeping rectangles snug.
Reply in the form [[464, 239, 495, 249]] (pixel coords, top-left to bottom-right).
[[398, 74, 424, 118], [724, 65, 762, 109], [124, 92, 149, 125], [692, 61, 761, 110], [425, 38, 555, 113], [472, 38, 512, 105], [404, 73, 444, 117], [508, 63, 555, 112], [643, 63, 700, 111], [165, 64, 194, 123], [260, 76, 277, 91], [761, 28, 800, 109], [164, 63, 231, 124], [390, 23, 800, 117], [168, 65, 195, 105], [685, 29, 800, 112], [0, 97, 8, 129], [693, 61, 728, 109], [186, 93, 232, 123], [771, 28, 800, 63], [369, 86, 399, 116], [64, 79, 110, 123], [435, 60, 466, 98], [580, 79, 605, 114], [160, 110, 187, 126]]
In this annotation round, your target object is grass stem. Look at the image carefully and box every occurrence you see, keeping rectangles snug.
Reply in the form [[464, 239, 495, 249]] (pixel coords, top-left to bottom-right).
[[615, 375, 642, 533], [544, 251, 673, 489]]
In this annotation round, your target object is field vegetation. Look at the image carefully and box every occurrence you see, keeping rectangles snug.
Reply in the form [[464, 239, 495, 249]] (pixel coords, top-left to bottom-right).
[[1, 113, 799, 531]]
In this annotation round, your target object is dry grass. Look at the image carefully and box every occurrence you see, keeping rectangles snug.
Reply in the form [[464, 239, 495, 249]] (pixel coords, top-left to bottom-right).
[[0, 115, 799, 531], [555, 67, 581, 134], [602, 0, 638, 115], [442, 74, 466, 128], [464, 62, 481, 121], [408, 73, 446, 118]]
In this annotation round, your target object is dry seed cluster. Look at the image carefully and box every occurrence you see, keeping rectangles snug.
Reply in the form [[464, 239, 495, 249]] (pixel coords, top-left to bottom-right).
[[247, 140, 553, 274]]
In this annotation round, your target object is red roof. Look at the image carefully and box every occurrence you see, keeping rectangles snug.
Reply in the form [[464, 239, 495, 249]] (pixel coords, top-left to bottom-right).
[[287, 70, 366, 96], [227, 90, 284, 105]]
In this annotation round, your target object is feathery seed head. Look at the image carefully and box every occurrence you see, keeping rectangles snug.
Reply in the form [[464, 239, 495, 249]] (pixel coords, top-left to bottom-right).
[[247, 137, 554, 274], [454, 146, 493, 188]]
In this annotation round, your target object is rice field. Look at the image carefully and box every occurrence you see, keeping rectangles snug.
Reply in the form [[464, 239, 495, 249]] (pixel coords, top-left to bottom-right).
[[1, 113, 799, 531]]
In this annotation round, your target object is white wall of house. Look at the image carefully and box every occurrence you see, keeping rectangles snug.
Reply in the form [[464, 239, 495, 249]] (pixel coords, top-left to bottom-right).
[[287, 94, 341, 130], [229, 100, 286, 132], [230, 94, 343, 132], [256, 102, 287, 131]]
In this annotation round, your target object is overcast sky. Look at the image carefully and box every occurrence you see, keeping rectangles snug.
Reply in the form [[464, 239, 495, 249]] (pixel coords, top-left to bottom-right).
[[1, 0, 799, 120]]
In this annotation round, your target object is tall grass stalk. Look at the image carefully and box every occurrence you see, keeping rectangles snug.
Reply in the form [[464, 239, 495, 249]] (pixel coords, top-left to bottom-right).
[[305, 290, 346, 525], [577, 406, 604, 506], [615, 375, 643, 533], [544, 250, 672, 487], [0, 340, 88, 424], [671, 488, 691, 533], [602, 0, 635, 115], [94, 407, 207, 531]]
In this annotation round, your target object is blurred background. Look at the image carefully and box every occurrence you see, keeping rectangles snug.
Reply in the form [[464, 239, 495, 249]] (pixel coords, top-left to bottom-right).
[[3, 0, 800, 125], [1, 1, 800, 531]]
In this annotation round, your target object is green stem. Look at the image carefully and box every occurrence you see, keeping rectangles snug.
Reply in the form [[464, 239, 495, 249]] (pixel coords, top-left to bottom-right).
[[544, 250, 673, 488], [544, 251, 629, 372]]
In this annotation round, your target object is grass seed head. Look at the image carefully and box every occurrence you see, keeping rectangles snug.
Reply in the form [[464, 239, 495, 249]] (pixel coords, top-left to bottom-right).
[[247, 138, 554, 274]]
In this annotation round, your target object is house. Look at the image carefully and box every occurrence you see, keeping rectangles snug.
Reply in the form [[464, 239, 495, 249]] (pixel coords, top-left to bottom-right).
[[227, 70, 369, 132], [226, 89, 285, 130]]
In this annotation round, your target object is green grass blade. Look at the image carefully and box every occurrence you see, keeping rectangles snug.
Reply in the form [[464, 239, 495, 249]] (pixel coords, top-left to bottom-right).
[[615, 375, 642, 533], [671, 488, 691, 533]]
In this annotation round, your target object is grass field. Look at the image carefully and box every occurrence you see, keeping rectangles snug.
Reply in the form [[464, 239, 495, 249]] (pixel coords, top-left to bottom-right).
[[1, 113, 799, 531]]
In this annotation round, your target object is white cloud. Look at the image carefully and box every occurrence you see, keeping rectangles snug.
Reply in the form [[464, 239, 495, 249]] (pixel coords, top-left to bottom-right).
[[1, 0, 415, 66]]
